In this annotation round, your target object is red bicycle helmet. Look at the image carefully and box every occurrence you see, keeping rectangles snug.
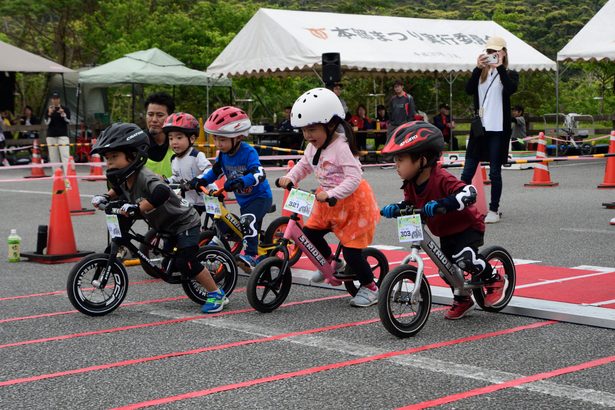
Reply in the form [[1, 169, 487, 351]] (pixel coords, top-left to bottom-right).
[[204, 106, 251, 138], [162, 112, 199, 136], [381, 121, 445, 156]]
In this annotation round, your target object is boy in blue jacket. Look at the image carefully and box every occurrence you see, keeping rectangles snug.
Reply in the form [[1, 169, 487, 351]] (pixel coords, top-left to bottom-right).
[[191, 106, 272, 272]]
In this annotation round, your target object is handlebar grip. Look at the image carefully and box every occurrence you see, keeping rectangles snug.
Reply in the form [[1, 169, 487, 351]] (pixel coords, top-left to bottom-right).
[[274, 178, 294, 190]]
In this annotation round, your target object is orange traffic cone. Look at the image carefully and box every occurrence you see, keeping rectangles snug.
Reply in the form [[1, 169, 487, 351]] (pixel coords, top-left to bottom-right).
[[525, 132, 558, 187], [471, 163, 488, 218], [85, 153, 104, 181], [24, 138, 48, 178], [22, 169, 92, 263], [481, 166, 491, 185], [66, 156, 96, 215], [597, 131, 615, 189]]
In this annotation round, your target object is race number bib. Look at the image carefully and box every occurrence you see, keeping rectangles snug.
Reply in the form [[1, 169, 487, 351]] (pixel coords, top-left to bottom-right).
[[397, 214, 423, 243], [283, 188, 316, 217], [203, 195, 222, 216], [106, 214, 122, 239]]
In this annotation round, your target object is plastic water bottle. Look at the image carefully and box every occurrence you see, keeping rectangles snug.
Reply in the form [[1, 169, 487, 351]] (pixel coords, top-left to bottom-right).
[[7, 229, 22, 262]]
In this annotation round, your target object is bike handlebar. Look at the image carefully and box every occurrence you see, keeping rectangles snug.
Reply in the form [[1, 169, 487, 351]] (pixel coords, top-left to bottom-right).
[[275, 178, 337, 207], [380, 206, 446, 218], [199, 185, 225, 199]]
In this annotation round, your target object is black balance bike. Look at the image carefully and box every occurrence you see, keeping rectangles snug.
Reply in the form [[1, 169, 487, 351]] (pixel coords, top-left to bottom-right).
[[67, 201, 238, 316]]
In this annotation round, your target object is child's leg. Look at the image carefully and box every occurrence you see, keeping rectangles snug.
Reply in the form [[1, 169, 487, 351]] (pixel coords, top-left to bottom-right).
[[440, 230, 487, 297], [341, 246, 375, 287], [174, 226, 218, 292], [240, 197, 273, 256], [302, 227, 332, 259]]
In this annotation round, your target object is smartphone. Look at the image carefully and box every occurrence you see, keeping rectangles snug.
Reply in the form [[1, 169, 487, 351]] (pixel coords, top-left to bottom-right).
[[486, 53, 499, 64]]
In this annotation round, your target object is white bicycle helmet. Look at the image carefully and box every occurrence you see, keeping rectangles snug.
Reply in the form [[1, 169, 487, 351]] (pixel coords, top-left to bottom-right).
[[290, 87, 345, 127]]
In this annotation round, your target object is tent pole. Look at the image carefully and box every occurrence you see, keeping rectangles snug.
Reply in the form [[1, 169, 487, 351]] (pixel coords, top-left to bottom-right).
[[206, 85, 210, 117], [444, 72, 458, 151], [75, 82, 81, 139], [131, 83, 136, 123], [60, 73, 70, 136], [311, 67, 324, 85], [555, 63, 560, 156], [435, 73, 439, 112]]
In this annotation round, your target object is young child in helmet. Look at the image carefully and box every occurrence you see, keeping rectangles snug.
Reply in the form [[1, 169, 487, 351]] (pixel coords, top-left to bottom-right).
[[379, 121, 508, 319], [190, 106, 272, 272], [163, 112, 216, 214], [90, 122, 228, 313], [277, 87, 381, 308]]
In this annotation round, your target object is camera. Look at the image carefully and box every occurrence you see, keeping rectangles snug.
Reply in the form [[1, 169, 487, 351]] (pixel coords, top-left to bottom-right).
[[486, 53, 499, 64]]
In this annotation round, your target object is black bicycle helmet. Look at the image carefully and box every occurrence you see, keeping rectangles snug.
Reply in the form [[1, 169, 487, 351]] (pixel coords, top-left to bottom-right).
[[381, 121, 445, 157], [91, 122, 150, 187]]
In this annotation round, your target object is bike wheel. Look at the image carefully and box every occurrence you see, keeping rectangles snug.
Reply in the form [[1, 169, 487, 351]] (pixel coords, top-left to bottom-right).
[[198, 228, 231, 250], [138, 229, 165, 278], [581, 143, 593, 156], [378, 265, 431, 338], [182, 245, 239, 305], [247, 257, 292, 312], [473, 246, 516, 312], [66, 253, 129, 316], [263, 216, 303, 266], [344, 247, 389, 296]]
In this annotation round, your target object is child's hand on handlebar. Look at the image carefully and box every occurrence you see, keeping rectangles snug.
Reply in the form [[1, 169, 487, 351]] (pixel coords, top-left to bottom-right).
[[277, 177, 292, 189], [316, 191, 330, 202], [380, 203, 400, 218]]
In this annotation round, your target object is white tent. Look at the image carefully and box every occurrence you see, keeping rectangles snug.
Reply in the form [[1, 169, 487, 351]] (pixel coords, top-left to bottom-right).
[[207, 8, 555, 77], [0, 40, 74, 73], [557, 0, 615, 62]]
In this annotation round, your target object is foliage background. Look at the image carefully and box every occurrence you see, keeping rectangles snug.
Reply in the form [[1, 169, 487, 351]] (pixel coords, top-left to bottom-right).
[[1, 0, 613, 126]]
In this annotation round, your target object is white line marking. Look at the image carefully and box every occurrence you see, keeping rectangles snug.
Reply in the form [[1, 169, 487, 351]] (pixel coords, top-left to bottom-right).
[[560, 228, 615, 235], [583, 299, 615, 307], [516, 270, 615, 289]]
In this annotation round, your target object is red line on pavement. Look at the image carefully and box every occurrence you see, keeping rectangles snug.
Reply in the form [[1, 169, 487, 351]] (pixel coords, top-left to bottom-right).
[[111, 320, 557, 409], [0, 307, 447, 387], [0, 293, 346, 350], [0, 279, 161, 302], [398, 354, 615, 409], [0, 287, 245, 324]]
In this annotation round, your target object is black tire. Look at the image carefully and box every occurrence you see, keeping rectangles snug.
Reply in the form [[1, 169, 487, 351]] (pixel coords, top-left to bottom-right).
[[473, 246, 516, 312], [378, 265, 432, 338], [182, 245, 239, 304], [138, 229, 165, 278], [198, 229, 231, 250], [559, 143, 569, 156], [343, 247, 389, 296], [581, 143, 593, 156], [247, 257, 292, 312], [263, 216, 303, 266], [67, 253, 129, 316]]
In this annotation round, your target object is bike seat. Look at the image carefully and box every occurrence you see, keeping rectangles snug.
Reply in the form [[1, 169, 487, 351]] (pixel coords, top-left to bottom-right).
[[267, 204, 277, 214]]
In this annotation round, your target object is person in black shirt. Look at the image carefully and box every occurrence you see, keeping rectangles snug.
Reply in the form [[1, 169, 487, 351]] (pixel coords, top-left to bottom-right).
[[433, 104, 457, 150], [44, 91, 71, 170]]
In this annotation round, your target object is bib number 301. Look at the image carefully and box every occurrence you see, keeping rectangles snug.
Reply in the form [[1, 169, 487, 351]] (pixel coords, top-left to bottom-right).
[[283, 188, 316, 217], [397, 214, 423, 243]]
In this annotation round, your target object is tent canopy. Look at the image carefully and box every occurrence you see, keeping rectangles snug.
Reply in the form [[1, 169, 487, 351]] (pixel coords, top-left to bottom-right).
[[207, 8, 555, 77], [557, 0, 615, 62], [79, 48, 231, 87], [0, 40, 74, 73]]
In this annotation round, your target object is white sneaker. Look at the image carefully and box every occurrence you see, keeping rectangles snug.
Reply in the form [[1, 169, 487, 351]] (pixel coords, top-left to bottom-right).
[[485, 211, 501, 224], [610, 217, 615, 226], [350, 286, 379, 307], [311, 271, 325, 283]]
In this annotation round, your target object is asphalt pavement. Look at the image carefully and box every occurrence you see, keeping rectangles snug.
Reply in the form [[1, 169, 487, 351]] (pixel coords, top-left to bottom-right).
[[0, 160, 613, 409]]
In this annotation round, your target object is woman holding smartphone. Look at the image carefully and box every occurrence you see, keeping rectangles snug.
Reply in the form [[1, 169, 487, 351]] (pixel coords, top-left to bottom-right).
[[462, 36, 518, 224]]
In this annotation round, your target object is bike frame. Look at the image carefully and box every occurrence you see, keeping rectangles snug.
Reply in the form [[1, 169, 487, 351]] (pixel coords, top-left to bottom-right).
[[277, 213, 342, 284], [200, 188, 280, 257], [95, 217, 174, 288], [400, 225, 482, 305]]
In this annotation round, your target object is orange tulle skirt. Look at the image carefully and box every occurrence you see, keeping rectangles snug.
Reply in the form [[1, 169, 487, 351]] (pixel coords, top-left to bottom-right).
[[306, 179, 380, 248]]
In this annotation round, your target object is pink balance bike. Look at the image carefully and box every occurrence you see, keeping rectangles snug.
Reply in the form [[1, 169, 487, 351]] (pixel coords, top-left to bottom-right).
[[246, 181, 389, 313]]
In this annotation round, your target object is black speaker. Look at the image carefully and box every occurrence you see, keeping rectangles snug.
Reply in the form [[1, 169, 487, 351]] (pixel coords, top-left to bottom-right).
[[322, 52, 341, 85]]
